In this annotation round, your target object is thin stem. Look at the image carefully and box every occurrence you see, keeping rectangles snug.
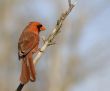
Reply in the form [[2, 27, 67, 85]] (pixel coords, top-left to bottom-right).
[[33, 0, 76, 65]]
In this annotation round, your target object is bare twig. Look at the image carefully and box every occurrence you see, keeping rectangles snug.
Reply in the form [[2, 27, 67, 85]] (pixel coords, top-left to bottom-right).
[[33, 0, 76, 65]]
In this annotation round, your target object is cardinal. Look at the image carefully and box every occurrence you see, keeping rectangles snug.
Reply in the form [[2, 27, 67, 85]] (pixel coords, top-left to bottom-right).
[[16, 22, 46, 91]]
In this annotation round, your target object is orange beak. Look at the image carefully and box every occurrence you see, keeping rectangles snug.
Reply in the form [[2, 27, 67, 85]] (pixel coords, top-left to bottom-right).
[[40, 26, 46, 31]]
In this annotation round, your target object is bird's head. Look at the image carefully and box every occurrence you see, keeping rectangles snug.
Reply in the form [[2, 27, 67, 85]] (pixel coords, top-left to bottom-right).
[[29, 21, 46, 32]]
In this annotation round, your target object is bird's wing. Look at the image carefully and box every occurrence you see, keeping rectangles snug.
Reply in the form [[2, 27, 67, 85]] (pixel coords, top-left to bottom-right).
[[18, 31, 39, 58]]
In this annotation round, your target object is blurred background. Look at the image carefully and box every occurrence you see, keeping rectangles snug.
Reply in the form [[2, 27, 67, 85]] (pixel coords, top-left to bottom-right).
[[0, 0, 110, 91]]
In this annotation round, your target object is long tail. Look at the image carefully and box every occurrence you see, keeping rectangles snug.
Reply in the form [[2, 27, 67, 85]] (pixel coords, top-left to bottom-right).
[[20, 57, 29, 84], [20, 52, 36, 84], [28, 52, 36, 82], [16, 57, 29, 91]]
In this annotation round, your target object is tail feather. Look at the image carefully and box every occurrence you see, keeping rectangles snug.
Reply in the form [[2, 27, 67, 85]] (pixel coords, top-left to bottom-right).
[[20, 57, 30, 84], [20, 52, 36, 84], [28, 52, 36, 82]]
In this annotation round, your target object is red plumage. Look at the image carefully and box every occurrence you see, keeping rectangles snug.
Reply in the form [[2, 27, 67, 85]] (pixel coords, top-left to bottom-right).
[[18, 22, 46, 85]]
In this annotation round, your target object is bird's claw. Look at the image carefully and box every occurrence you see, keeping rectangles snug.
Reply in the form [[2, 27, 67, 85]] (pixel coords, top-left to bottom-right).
[[42, 36, 46, 44], [38, 48, 43, 52], [48, 42, 56, 46]]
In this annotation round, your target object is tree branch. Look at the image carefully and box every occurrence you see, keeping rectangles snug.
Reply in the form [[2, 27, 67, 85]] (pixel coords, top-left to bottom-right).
[[33, 0, 76, 65]]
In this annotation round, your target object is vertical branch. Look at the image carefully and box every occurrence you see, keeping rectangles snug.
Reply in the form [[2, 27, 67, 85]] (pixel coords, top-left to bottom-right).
[[33, 0, 76, 65]]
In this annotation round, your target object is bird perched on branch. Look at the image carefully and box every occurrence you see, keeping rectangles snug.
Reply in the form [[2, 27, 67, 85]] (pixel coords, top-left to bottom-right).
[[17, 22, 46, 91]]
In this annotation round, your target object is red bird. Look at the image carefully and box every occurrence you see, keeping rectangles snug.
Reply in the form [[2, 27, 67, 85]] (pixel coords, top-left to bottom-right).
[[17, 22, 46, 91]]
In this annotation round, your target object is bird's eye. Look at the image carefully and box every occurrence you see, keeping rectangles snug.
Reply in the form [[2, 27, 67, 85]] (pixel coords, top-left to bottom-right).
[[37, 24, 42, 28], [37, 24, 42, 30]]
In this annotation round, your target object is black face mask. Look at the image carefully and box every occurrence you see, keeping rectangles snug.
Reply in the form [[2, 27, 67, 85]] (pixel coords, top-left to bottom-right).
[[37, 24, 42, 32]]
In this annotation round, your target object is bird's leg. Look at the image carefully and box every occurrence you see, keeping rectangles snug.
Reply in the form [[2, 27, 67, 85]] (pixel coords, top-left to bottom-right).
[[42, 36, 46, 44], [48, 41, 56, 46], [38, 48, 44, 52]]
